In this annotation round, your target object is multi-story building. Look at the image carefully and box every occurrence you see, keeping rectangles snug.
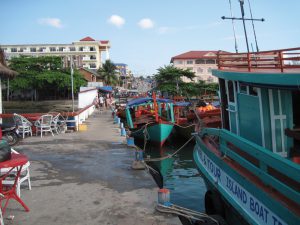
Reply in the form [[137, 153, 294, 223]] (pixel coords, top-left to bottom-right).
[[1, 36, 110, 70], [114, 63, 133, 88], [170, 51, 219, 83]]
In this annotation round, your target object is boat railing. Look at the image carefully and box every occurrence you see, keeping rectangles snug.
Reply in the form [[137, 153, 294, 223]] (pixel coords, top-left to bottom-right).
[[200, 128, 300, 206], [217, 47, 300, 72]]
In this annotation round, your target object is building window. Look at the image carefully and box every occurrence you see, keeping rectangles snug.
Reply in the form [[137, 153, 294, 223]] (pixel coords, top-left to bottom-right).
[[197, 68, 204, 73], [187, 60, 193, 64], [90, 55, 96, 60], [207, 67, 212, 73], [90, 47, 95, 51], [11, 48, 17, 52], [90, 63, 96, 69], [30, 48, 36, 52], [50, 47, 56, 52], [79, 47, 84, 51], [58, 47, 64, 51], [69, 47, 76, 51], [195, 59, 205, 64], [38, 47, 46, 52], [18, 48, 26, 52], [206, 59, 216, 64], [175, 60, 183, 65]]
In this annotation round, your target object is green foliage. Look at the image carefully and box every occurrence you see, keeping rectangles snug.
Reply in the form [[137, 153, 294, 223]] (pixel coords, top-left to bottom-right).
[[8, 56, 86, 98], [154, 65, 219, 97], [154, 65, 196, 95], [97, 60, 119, 86]]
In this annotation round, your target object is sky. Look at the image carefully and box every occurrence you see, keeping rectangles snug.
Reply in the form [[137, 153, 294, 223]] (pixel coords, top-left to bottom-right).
[[1, 0, 300, 76]]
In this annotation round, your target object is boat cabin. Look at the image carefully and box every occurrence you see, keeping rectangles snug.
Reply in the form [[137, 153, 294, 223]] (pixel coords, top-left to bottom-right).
[[214, 48, 300, 160]]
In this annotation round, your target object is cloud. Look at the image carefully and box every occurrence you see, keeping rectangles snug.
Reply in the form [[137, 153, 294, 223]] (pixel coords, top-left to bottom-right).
[[38, 18, 63, 28], [108, 15, 125, 28], [138, 18, 154, 29]]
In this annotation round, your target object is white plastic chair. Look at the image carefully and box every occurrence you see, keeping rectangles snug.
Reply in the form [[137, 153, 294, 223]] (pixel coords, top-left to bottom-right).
[[51, 113, 60, 134], [13, 113, 33, 139], [34, 114, 54, 137], [1, 149, 32, 197]]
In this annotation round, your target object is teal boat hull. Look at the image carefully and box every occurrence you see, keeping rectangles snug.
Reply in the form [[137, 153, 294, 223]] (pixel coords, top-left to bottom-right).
[[193, 130, 300, 225], [130, 122, 174, 147]]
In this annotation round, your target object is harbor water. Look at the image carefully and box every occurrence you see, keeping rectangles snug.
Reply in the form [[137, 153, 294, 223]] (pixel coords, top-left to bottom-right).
[[141, 138, 206, 212]]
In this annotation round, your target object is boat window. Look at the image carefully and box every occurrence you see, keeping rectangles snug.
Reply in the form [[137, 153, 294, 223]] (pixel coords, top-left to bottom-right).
[[249, 86, 258, 96], [228, 81, 235, 102], [239, 83, 248, 94]]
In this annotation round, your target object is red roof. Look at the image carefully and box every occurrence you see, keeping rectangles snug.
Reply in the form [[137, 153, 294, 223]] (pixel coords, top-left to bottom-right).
[[80, 36, 95, 41], [100, 40, 109, 44], [171, 51, 219, 62]]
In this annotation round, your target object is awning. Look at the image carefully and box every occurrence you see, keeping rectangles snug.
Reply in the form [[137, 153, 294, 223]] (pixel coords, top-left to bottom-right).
[[126, 97, 173, 108], [98, 86, 113, 93]]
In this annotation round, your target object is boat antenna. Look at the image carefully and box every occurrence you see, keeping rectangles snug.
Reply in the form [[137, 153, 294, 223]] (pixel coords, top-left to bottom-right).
[[247, 0, 260, 52], [221, 0, 264, 53], [228, 0, 239, 53]]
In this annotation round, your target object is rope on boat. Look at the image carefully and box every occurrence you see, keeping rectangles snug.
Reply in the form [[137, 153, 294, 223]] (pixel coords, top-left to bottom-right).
[[144, 136, 195, 162], [155, 203, 220, 224], [173, 123, 195, 129]]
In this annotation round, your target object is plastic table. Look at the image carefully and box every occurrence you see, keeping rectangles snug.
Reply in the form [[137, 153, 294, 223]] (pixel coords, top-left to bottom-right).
[[0, 153, 30, 214]]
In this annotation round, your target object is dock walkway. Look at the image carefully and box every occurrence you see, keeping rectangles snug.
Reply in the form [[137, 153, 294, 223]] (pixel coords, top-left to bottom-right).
[[7, 109, 180, 225]]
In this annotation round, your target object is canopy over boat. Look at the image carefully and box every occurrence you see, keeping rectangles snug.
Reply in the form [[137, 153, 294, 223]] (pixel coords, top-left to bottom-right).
[[126, 97, 173, 108], [173, 101, 191, 107]]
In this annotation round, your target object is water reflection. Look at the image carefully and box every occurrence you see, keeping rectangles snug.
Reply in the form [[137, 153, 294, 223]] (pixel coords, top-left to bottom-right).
[[139, 138, 206, 212]]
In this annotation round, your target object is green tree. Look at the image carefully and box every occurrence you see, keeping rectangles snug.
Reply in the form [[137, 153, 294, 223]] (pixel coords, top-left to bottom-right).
[[8, 56, 86, 100], [154, 65, 195, 95], [97, 60, 119, 86]]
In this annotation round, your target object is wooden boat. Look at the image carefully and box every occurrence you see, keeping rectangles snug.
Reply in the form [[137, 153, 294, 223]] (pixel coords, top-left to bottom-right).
[[125, 94, 175, 147], [174, 101, 221, 141], [193, 48, 300, 225]]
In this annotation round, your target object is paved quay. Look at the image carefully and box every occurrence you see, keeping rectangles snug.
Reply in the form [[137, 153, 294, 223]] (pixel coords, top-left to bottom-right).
[[6, 109, 180, 225]]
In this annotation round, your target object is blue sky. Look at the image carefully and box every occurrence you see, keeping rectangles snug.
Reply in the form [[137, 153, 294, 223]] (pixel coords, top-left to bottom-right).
[[1, 0, 299, 76]]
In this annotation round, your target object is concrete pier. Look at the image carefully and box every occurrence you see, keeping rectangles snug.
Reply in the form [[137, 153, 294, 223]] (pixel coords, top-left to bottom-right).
[[7, 110, 180, 225]]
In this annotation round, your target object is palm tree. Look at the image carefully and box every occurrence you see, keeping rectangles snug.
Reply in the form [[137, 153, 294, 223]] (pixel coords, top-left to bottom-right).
[[97, 60, 119, 86]]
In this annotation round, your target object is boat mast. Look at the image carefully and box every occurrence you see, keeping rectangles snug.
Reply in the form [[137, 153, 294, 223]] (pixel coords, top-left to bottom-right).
[[228, 0, 239, 53], [221, 0, 264, 53], [247, 0, 260, 52]]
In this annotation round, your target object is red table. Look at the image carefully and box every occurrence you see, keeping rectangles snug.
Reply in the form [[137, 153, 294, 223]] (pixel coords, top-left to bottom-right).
[[0, 154, 30, 214]]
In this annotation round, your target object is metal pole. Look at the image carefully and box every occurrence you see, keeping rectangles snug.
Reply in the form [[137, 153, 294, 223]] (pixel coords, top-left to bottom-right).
[[228, 0, 238, 53], [247, 0, 259, 52], [239, 0, 250, 53], [70, 56, 75, 112]]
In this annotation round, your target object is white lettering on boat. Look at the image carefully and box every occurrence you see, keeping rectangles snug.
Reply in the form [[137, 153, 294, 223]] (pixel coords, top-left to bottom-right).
[[197, 149, 287, 225]]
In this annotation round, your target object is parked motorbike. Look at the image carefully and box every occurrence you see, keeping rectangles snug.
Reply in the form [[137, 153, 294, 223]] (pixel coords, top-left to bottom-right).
[[0, 123, 21, 146]]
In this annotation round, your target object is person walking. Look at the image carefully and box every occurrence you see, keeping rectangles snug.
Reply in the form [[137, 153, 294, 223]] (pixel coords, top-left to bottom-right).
[[99, 95, 104, 108]]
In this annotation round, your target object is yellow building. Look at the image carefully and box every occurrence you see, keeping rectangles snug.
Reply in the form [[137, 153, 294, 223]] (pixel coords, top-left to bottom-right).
[[1, 36, 110, 70], [171, 51, 219, 83]]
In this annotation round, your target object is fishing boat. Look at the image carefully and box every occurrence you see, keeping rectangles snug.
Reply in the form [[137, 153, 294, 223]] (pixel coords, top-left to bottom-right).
[[193, 48, 300, 225], [125, 94, 175, 147], [174, 101, 221, 141]]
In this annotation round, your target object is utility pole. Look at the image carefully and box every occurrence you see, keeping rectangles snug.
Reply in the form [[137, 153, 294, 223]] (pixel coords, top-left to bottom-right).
[[70, 56, 75, 112], [221, 0, 264, 53]]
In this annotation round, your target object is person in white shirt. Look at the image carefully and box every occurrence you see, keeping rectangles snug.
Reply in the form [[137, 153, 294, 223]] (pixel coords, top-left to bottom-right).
[[99, 96, 104, 107]]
